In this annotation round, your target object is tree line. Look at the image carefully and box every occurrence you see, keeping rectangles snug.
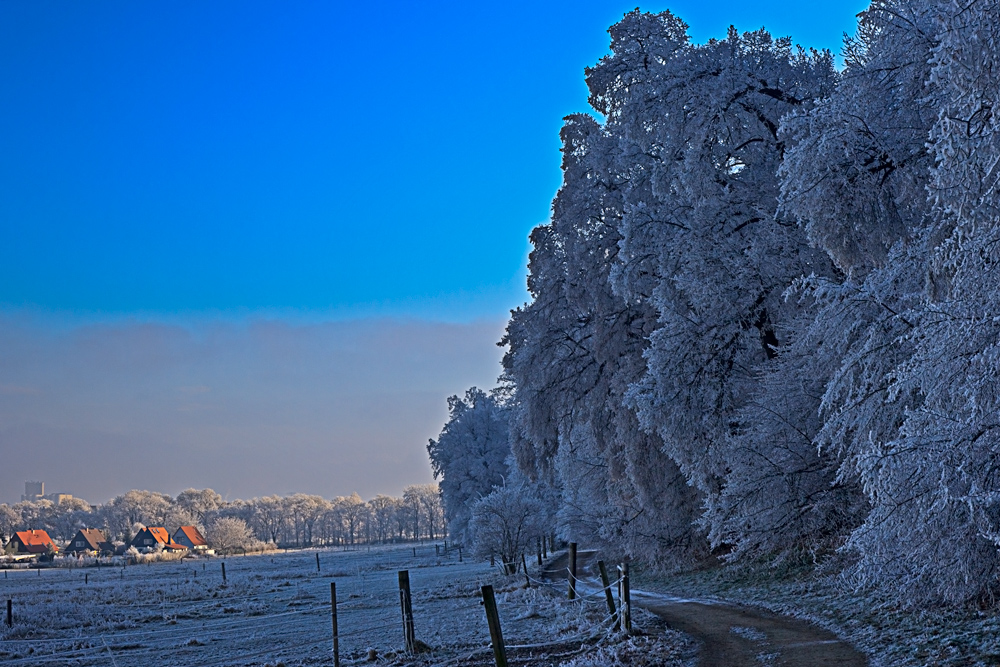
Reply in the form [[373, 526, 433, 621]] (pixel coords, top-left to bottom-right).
[[430, 1, 1000, 607], [0, 484, 444, 549]]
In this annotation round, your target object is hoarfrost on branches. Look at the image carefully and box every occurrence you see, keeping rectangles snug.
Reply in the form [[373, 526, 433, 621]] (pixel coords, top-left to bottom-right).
[[489, 2, 1000, 606], [427, 387, 511, 545], [207, 516, 255, 554], [470, 486, 545, 574]]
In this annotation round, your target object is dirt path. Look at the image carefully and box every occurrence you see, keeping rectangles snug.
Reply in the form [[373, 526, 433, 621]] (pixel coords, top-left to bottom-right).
[[542, 551, 868, 667]]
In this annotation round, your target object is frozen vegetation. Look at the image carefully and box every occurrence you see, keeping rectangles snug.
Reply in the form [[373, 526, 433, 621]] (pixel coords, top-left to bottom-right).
[[427, 3, 1000, 656], [1, 486, 445, 553]]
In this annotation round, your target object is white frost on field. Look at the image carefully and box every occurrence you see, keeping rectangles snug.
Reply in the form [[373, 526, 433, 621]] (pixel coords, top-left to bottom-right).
[[0, 544, 692, 666]]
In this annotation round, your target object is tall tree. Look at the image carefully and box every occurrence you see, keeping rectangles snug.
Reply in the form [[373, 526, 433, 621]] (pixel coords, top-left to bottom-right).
[[817, 0, 1000, 604], [601, 11, 838, 511], [504, 29, 707, 562], [175, 488, 224, 524], [427, 388, 510, 545], [778, 0, 955, 600]]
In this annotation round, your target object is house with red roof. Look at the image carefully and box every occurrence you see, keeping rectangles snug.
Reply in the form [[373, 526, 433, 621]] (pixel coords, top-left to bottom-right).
[[6, 530, 57, 555], [130, 527, 185, 552], [172, 525, 208, 550]]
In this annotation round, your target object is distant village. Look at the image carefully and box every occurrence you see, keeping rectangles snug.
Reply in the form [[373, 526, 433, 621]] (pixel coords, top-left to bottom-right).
[[7, 524, 209, 561], [1, 481, 444, 566]]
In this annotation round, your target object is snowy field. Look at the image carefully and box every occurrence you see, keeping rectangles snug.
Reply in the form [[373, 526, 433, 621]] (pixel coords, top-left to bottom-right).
[[0, 544, 691, 666]]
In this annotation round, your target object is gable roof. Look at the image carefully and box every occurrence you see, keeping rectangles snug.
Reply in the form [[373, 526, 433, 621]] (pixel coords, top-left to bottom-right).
[[146, 527, 171, 544], [173, 526, 207, 547], [132, 526, 184, 550], [12, 530, 55, 553], [68, 528, 109, 551]]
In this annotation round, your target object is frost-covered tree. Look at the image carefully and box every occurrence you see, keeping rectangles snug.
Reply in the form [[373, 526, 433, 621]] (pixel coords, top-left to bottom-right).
[[503, 104, 704, 563], [208, 517, 255, 554], [470, 486, 544, 574], [400, 484, 443, 540], [601, 11, 838, 517], [45, 497, 92, 541], [393, 496, 411, 540], [244, 495, 285, 544], [164, 504, 199, 533], [418, 485, 445, 540], [0, 504, 17, 543], [704, 27, 941, 555], [427, 387, 510, 545], [368, 495, 398, 544], [779, 0, 938, 280], [804, 0, 1000, 605], [504, 8, 856, 565], [768, 0, 980, 603], [101, 490, 173, 541], [12, 500, 51, 532], [283, 494, 328, 547], [175, 488, 223, 524], [332, 493, 368, 545]]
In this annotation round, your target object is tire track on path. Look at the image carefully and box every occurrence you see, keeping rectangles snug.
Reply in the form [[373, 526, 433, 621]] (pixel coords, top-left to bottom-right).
[[542, 550, 867, 667]]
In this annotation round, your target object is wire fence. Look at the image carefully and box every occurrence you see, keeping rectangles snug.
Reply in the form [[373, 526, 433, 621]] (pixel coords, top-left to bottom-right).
[[0, 545, 635, 667]]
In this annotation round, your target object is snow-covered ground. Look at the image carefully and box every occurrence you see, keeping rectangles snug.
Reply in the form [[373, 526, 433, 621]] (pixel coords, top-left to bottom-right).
[[0, 545, 692, 666]]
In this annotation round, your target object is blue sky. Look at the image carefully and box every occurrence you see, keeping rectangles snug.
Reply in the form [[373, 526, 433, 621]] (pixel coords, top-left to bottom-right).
[[0, 2, 870, 502], [0, 0, 868, 321]]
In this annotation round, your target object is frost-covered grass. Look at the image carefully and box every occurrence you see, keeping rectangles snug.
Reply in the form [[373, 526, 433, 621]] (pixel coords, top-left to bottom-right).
[[635, 559, 1000, 667], [0, 544, 691, 666], [555, 634, 696, 667]]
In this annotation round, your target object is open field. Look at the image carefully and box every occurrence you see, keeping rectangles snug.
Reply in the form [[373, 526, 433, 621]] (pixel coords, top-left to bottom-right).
[[0, 544, 691, 666]]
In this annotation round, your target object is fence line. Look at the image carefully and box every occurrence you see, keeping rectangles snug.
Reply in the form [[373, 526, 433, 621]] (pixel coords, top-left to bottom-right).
[[1, 548, 632, 667]]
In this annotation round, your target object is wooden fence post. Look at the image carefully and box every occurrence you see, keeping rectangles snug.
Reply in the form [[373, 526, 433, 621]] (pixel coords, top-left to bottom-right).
[[521, 553, 529, 587], [481, 585, 508, 667], [597, 560, 618, 629], [458, 547, 462, 562], [568, 542, 578, 600], [398, 570, 416, 653], [221, 562, 227, 584], [316, 553, 321, 573], [536, 536, 542, 566], [330, 582, 340, 667], [619, 563, 631, 635], [6, 599, 11, 627]]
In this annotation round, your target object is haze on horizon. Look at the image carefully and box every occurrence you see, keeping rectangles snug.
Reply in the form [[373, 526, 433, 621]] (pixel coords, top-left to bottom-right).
[[0, 314, 505, 505], [0, 1, 865, 506]]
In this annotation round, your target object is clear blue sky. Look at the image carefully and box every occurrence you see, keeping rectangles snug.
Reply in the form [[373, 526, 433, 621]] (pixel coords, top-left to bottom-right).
[[0, 0, 869, 322]]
